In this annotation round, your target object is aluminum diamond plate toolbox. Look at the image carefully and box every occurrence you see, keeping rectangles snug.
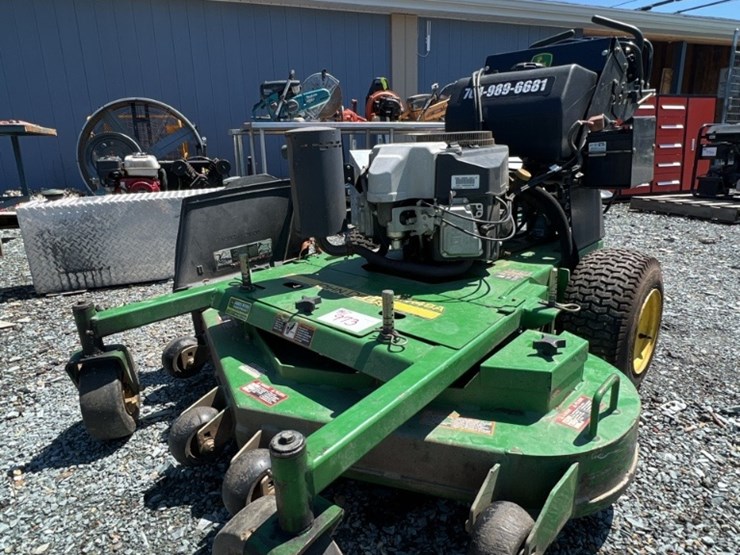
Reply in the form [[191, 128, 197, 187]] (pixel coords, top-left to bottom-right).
[[17, 190, 217, 294]]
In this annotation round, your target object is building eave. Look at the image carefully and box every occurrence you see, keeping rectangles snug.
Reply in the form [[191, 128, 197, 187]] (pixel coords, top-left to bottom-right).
[[210, 0, 740, 44]]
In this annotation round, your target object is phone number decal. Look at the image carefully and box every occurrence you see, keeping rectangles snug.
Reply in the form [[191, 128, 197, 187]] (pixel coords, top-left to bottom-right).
[[463, 77, 553, 100]]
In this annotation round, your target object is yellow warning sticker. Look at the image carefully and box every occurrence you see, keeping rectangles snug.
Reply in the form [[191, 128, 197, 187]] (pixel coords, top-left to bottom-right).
[[291, 275, 444, 319]]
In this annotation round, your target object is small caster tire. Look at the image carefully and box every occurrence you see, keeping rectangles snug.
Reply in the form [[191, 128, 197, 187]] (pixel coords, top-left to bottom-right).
[[468, 501, 534, 555], [222, 448, 273, 516], [78, 364, 140, 441], [168, 406, 219, 466], [162, 336, 208, 379]]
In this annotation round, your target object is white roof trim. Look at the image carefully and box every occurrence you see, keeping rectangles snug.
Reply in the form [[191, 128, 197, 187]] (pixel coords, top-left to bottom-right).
[[210, 0, 740, 44]]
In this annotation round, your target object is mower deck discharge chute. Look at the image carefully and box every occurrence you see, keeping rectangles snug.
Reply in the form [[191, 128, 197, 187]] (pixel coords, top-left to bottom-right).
[[63, 16, 663, 555]]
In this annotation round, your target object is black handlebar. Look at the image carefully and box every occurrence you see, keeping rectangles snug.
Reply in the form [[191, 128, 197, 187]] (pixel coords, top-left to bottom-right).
[[529, 29, 576, 49], [591, 15, 645, 52], [592, 15, 651, 87]]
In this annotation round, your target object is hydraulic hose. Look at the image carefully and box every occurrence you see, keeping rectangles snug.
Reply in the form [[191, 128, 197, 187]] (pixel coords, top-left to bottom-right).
[[519, 186, 578, 269]]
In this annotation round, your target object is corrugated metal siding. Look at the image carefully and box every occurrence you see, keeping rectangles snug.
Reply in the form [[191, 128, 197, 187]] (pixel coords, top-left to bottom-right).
[[0, 0, 390, 191], [417, 18, 567, 93]]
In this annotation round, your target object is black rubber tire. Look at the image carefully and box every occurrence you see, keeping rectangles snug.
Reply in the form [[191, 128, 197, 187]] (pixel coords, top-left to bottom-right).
[[78, 365, 140, 441], [559, 248, 663, 387], [168, 406, 219, 466], [161, 336, 208, 379], [222, 448, 273, 516], [468, 501, 534, 555]]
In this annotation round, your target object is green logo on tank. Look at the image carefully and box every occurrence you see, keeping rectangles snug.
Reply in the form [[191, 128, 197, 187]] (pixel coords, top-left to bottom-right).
[[531, 53, 553, 67]]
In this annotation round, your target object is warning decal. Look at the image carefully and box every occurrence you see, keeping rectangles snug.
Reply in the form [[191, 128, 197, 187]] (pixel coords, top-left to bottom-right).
[[422, 410, 495, 436], [240, 380, 287, 407], [556, 395, 592, 431], [225, 298, 252, 321], [273, 314, 315, 347], [493, 269, 533, 281]]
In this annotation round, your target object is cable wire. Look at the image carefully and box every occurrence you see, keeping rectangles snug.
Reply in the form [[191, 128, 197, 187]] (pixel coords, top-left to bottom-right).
[[675, 0, 737, 13], [637, 0, 686, 10]]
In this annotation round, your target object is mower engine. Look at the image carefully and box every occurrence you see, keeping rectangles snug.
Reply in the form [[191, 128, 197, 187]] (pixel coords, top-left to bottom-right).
[[304, 15, 655, 277], [95, 153, 162, 193], [351, 132, 509, 264]]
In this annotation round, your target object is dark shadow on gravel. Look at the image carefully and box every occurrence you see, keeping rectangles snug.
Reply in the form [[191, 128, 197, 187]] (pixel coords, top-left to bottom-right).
[[545, 507, 614, 554], [144, 454, 232, 555], [138, 364, 216, 392], [143, 463, 230, 517], [24, 421, 131, 472], [0, 284, 37, 301], [137, 370, 218, 442], [192, 530, 219, 555], [23, 370, 215, 474]]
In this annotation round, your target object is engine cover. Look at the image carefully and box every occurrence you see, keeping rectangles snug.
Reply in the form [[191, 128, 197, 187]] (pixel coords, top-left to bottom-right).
[[445, 64, 597, 162], [123, 153, 160, 177], [119, 177, 161, 193], [359, 140, 509, 262]]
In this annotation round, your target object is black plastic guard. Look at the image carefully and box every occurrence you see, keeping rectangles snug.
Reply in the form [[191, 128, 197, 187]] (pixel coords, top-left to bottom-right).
[[173, 178, 301, 291]]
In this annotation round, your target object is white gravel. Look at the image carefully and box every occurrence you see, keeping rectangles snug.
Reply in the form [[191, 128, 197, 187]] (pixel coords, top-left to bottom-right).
[[1, 202, 738, 554]]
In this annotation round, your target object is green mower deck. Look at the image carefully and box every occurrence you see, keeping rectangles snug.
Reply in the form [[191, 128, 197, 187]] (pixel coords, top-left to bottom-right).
[[67, 250, 644, 555]]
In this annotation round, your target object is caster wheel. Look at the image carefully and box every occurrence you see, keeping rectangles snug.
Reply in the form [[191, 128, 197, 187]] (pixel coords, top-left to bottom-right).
[[468, 501, 534, 555], [168, 406, 219, 466], [78, 364, 140, 441], [222, 448, 273, 516], [162, 336, 209, 379]]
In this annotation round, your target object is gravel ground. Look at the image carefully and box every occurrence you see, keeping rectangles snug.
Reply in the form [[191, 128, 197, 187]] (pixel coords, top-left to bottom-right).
[[1, 202, 738, 555]]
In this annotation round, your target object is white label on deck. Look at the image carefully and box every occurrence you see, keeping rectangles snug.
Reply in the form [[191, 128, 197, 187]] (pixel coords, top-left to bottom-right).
[[318, 308, 381, 333]]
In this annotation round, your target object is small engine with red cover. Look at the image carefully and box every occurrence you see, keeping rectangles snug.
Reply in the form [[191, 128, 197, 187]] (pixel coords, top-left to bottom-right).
[[95, 153, 162, 193]]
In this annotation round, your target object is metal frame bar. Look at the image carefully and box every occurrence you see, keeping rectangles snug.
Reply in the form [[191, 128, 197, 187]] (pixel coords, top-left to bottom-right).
[[228, 121, 445, 175]]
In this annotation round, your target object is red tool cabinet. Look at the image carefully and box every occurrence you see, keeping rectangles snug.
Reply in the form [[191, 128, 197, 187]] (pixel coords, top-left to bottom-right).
[[619, 95, 717, 196]]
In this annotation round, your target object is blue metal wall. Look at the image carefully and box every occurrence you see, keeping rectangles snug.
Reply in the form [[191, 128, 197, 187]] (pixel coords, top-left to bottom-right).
[[0, 0, 390, 192], [417, 18, 567, 94]]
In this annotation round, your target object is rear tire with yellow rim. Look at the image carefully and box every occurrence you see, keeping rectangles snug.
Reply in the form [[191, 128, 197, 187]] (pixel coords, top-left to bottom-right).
[[559, 248, 663, 387]]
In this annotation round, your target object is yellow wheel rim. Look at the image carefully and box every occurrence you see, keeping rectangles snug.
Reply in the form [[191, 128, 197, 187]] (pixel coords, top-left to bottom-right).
[[633, 288, 662, 375]]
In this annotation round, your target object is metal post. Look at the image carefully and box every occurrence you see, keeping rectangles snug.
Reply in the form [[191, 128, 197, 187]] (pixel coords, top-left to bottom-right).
[[233, 132, 244, 176], [721, 29, 740, 123], [10, 136, 28, 196], [248, 128, 257, 175], [270, 430, 313, 534], [239, 253, 253, 290], [381, 289, 395, 338], [259, 129, 268, 174], [670, 41, 687, 94], [72, 301, 102, 355]]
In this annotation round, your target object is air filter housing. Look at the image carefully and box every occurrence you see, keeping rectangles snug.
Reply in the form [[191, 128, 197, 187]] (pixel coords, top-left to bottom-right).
[[286, 127, 346, 238]]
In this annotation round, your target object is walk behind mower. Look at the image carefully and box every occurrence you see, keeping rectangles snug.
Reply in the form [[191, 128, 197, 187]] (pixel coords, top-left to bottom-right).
[[64, 15, 663, 555]]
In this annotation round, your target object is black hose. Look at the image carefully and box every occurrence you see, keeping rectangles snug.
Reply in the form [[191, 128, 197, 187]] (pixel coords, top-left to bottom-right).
[[520, 186, 578, 269], [351, 244, 474, 280]]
